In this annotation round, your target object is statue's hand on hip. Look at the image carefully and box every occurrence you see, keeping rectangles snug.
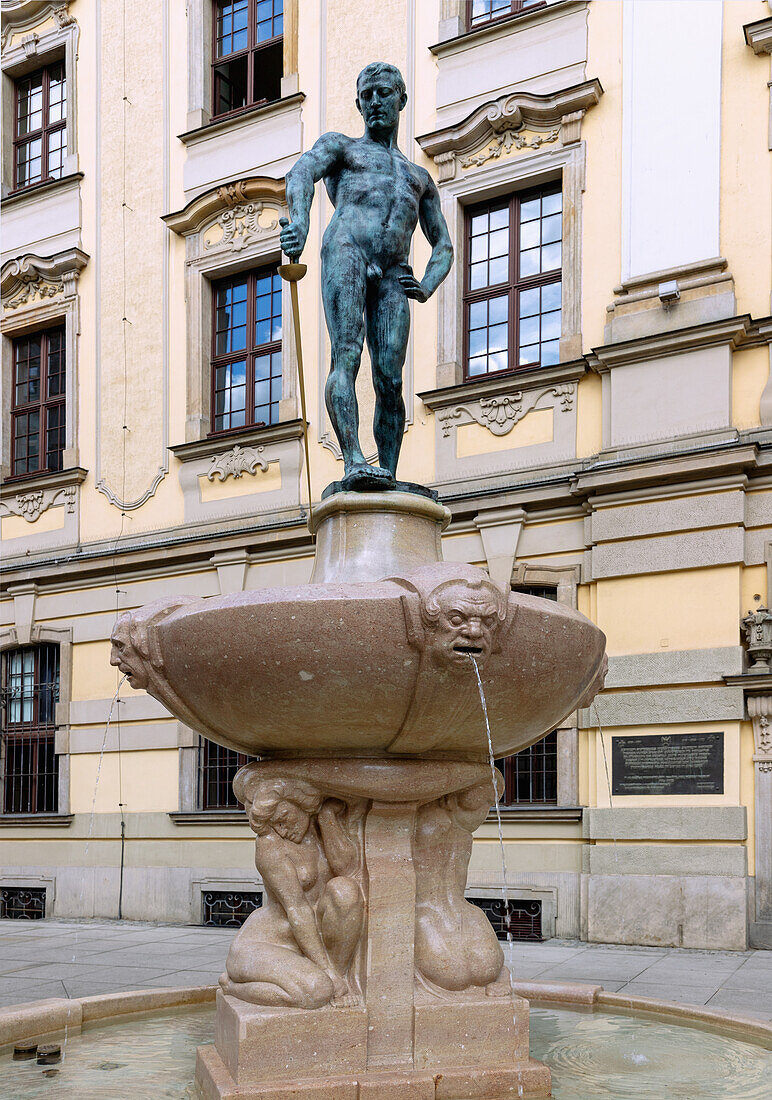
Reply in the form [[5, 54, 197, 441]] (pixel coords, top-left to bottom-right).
[[279, 217, 308, 261], [397, 265, 429, 303]]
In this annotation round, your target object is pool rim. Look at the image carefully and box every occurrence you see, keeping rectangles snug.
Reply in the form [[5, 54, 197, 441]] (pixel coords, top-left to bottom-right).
[[0, 979, 770, 1055]]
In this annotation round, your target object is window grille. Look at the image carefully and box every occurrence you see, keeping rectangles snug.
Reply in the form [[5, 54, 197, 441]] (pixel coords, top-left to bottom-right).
[[203, 889, 262, 926], [10, 328, 66, 478], [464, 185, 562, 380], [467, 1, 545, 30], [199, 737, 253, 810], [496, 584, 558, 806], [467, 897, 542, 941], [212, 0, 283, 119], [13, 61, 66, 190], [0, 886, 47, 920], [211, 266, 282, 434], [1, 645, 59, 815]]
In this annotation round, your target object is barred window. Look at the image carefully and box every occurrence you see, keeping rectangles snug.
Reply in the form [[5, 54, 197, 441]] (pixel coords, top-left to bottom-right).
[[212, 0, 283, 119], [13, 61, 66, 191], [464, 185, 562, 379], [211, 266, 282, 434], [199, 738, 252, 810], [496, 584, 559, 806], [10, 327, 66, 478], [1, 645, 59, 815], [467, 1, 545, 30]]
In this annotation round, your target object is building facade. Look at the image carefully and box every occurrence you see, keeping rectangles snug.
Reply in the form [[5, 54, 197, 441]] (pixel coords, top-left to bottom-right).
[[2, 0, 772, 951]]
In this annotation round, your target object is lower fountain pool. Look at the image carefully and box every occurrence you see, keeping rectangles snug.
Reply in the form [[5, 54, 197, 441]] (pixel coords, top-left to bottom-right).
[[1, 1002, 770, 1100]]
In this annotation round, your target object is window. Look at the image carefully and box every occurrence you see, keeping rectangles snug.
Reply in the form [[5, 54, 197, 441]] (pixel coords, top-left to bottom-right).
[[464, 185, 562, 379], [199, 738, 252, 809], [467, 1, 545, 30], [495, 584, 558, 806], [212, 0, 283, 119], [211, 266, 282, 434], [13, 61, 66, 191], [1, 645, 59, 815], [10, 327, 66, 478]]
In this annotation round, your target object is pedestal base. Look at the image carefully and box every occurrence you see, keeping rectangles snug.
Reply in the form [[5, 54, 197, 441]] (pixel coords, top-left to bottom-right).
[[195, 992, 550, 1099]]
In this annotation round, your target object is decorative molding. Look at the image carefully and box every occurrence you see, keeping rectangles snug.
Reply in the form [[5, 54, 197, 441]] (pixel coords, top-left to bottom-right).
[[206, 444, 269, 482], [459, 128, 559, 170], [163, 176, 286, 237], [744, 17, 772, 55], [0, 1, 74, 50], [420, 360, 587, 412], [416, 79, 602, 179], [588, 315, 759, 373], [0, 468, 85, 524], [170, 419, 304, 464], [430, 0, 588, 54], [437, 382, 575, 438], [747, 695, 772, 771], [0, 248, 88, 313], [204, 201, 280, 253]]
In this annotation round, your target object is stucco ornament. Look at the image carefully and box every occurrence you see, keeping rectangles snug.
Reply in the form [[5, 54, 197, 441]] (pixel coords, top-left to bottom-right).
[[742, 607, 772, 672], [4, 276, 64, 310], [460, 127, 560, 170], [438, 383, 575, 439], [1, 485, 77, 523], [206, 444, 268, 482], [206, 202, 279, 252]]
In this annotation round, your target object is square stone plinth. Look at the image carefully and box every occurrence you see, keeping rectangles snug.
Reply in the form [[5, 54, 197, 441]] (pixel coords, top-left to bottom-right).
[[414, 995, 530, 1069], [215, 991, 368, 1084], [196, 992, 550, 1100]]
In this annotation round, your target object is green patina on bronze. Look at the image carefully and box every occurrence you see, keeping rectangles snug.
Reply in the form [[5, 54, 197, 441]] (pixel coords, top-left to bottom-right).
[[280, 62, 453, 493]]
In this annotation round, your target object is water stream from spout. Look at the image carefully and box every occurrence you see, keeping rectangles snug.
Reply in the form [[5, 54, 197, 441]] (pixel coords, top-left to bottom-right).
[[467, 655, 525, 1096]]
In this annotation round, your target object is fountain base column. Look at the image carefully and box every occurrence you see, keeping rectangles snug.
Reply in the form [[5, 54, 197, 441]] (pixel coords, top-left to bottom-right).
[[194, 757, 551, 1100]]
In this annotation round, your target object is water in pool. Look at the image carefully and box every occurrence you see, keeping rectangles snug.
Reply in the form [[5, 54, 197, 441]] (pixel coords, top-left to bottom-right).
[[1, 1004, 769, 1099]]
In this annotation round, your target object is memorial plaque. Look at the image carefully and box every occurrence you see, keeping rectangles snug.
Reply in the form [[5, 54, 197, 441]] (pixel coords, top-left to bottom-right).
[[611, 732, 724, 796]]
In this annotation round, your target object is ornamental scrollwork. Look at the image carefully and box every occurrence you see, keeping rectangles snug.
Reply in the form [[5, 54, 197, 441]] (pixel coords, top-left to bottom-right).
[[437, 383, 575, 439], [4, 277, 64, 310], [1, 485, 76, 523], [460, 128, 560, 170], [206, 444, 269, 482], [205, 202, 280, 253]]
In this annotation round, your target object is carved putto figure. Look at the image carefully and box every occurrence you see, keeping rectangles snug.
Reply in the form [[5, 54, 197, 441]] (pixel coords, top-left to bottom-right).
[[220, 768, 365, 1009]]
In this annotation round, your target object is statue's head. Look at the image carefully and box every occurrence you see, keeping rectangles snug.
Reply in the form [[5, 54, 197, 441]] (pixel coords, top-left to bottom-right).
[[422, 578, 506, 668], [356, 62, 407, 134], [234, 771, 323, 843]]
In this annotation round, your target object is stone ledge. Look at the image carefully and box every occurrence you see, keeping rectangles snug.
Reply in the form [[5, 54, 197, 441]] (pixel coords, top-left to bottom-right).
[[169, 811, 247, 826], [418, 359, 587, 411], [430, 0, 585, 55], [1, 172, 83, 210], [0, 814, 73, 828], [178, 93, 306, 145], [170, 420, 305, 465], [0, 466, 87, 500]]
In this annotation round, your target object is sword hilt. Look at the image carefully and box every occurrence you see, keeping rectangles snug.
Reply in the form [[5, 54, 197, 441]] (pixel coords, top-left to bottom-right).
[[279, 217, 307, 280]]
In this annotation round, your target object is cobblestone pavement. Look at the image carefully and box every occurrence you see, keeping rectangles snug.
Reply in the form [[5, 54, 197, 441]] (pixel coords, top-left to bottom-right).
[[0, 920, 770, 1020]]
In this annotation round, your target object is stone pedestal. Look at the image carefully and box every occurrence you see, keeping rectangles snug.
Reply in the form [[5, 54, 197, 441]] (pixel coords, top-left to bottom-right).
[[193, 758, 551, 1099]]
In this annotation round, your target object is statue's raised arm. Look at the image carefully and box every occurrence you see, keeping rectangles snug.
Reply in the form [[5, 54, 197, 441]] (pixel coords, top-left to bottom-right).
[[279, 62, 453, 496]]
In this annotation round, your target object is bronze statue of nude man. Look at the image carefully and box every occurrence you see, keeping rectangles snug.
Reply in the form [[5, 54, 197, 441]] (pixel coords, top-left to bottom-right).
[[279, 62, 453, 492]]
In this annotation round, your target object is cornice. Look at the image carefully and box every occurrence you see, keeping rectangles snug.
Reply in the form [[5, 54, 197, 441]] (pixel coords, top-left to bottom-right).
[[416, 79, 603, 161], [169, 419, 304, 463], [589, 315, 755, 371], [744, 17, 772, 55], [572, 443, 759, 498], [1, 247, 88, 305], [418, 360, 588, 411], [0, 465, 87, 499], [178, 92, 305, 146], [163, 176, 286, 236]]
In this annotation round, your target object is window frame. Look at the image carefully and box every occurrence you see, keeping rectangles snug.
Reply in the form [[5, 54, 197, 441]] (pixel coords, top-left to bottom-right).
[[465, 0, 546, 32], [210, 0, 284, 123], [12, 60, 67, 194], [9, 324, 66, 480], [0, 643, 60, 816], [462, 184, 562, 382], [209, 264, 283, 438]]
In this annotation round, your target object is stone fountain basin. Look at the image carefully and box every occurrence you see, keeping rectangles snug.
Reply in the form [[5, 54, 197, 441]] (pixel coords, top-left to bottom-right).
[[111, 568, 606, 759]]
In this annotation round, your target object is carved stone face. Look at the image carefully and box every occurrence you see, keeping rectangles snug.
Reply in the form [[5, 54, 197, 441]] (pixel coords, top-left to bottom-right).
[[269, 799, 311, 844], [109, 617, 147, 690], [426, 587, 502, 668]]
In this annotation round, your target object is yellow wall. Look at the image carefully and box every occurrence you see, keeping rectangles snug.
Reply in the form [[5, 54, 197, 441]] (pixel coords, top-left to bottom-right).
[[70, 750, 180, 814]]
